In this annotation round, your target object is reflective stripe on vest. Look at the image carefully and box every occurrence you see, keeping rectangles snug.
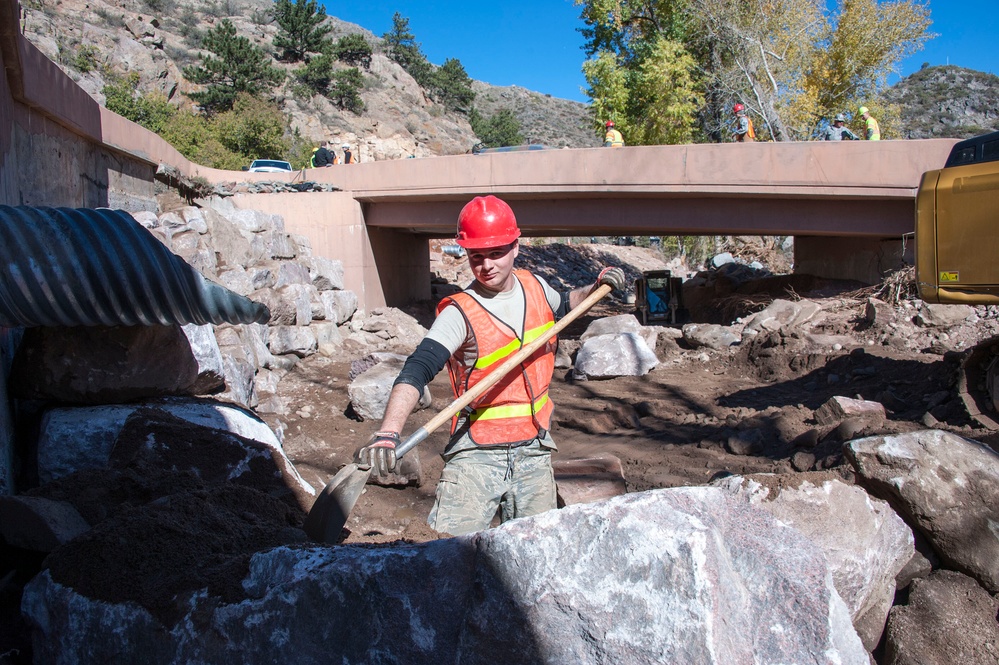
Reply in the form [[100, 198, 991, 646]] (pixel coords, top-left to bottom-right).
[[436, 270, 556, 446], [474, 320, 555, 370], [469, 393, 550, 422]]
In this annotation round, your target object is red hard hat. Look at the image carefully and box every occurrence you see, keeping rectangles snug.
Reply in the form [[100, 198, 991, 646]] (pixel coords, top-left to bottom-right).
[[605, 120, 614, 127], [455, 196, 521, 249], [733, 103, 744, 113]]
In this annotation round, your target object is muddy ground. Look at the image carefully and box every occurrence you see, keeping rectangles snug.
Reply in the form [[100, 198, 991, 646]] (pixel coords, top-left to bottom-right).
[[5, 244, 999, 663], [270, 292, 995, 546]]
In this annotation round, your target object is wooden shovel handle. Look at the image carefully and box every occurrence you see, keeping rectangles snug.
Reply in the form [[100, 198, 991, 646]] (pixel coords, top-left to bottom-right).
[[396, 283, 612, 458]]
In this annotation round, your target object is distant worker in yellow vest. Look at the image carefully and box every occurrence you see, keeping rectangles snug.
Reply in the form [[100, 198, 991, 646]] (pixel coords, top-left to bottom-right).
[[732, 103, 755, 142], [859, 106, 880, 140], [603, 121, 624, 147]]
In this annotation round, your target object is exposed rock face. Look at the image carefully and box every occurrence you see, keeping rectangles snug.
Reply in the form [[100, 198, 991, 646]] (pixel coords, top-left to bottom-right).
[[21, 487, 868, 663], [884, 570, 999, 665], [20, 0, 598, 163], [886, 65, 999, 139], [845, 430, 999, 593]]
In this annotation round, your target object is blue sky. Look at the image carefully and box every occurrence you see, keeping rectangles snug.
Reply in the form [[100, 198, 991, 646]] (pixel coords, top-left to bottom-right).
[[326, 1, 999, 104]]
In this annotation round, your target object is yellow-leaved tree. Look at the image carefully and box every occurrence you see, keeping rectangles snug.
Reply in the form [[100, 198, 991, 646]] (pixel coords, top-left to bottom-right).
[[576, 0, 932, 142]]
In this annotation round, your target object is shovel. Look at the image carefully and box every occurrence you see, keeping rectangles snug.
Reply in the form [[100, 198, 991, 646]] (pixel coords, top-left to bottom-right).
[[303, 282, 614, 544]]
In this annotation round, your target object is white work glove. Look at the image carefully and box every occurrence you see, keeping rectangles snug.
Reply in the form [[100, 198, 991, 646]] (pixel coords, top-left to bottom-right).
[[355, 431, 399, 476], [596, 266, 627, 292]]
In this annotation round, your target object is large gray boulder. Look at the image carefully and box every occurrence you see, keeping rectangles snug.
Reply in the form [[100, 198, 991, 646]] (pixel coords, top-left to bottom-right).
[[846, 430, 999, 593], [914, 303, 975, 328], [743, 299, 822, 334], [321, 289, 358, 324], [715, 474, 914, 650], [884, 570, 999, 665], [348, 357, 431, 421], [9, 325, 200, 403], [580, 313, 656, 348], [36, 400, 312, 499], [21, 487, 867, 664], [180, 323, 225, 394], [574, 332, 658, 378], [682, 323, 741, 350]]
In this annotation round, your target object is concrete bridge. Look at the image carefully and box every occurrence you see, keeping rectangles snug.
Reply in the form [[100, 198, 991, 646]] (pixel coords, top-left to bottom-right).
[[231, 138, 955, 307], [0, 0, 958, 310]]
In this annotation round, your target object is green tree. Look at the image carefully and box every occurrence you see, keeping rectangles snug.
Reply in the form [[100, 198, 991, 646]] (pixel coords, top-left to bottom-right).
[[430, 58, 475, 113], [382, 12, 433, 87], [294, 53, 334, 95], [329, 67, 364, 114], [158, 109, 244, 169], [212, 93, 289, 160], [469, 107, 524, 148], [272, 0, 332, 62], [103, 72, 176, 133], [332, 33, 372, 69], [183, 19, 284, 114]]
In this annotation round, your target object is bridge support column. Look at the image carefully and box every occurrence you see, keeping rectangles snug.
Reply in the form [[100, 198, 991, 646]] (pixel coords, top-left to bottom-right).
[[793, 236, 911, 285], [367, 226, 431, 308]]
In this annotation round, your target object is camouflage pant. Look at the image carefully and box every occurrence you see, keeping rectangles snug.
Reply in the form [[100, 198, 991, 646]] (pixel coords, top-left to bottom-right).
[[428, 443, 556, 536]]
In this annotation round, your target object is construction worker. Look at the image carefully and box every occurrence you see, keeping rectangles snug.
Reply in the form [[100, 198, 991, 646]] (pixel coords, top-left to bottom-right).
[[311, 140, 337, 167], [859, 106, 881, 141], [732, 103, 755, 142], [342, 144, 357, 164], [823, 114, 859, 141], [355, 195, 626, 535], [603, 121, 624, 147]]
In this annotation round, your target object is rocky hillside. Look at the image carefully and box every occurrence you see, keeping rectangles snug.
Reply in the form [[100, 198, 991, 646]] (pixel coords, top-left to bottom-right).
[[888, 65, 999, 139], [19, 0, 598, 160]]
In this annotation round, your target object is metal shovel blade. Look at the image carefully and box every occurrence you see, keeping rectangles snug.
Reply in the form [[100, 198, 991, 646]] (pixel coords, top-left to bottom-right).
[[303, 463, 373, 544]]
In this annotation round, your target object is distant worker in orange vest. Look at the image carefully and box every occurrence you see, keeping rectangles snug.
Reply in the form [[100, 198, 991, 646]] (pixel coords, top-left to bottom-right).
[[732, 103, 755, 142], [342, 144, 357, 164], [354, 195, 626, 535], [603, 121, 624, 147]]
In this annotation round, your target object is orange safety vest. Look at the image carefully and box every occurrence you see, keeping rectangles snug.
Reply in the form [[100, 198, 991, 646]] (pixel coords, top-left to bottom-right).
[[436, 270, 557, 446]]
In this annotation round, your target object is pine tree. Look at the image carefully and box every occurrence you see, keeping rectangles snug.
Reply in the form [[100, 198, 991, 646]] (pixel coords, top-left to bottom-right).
[[430, 58, 476, 113], [329, 68, 365, 114], [183, 19, 284, 114], [382, 12, 433, 88], [294, 54, 334, 95], [272, 0, 332, 62], [332, 33, 372, 69], [470, 108, 524, 148]]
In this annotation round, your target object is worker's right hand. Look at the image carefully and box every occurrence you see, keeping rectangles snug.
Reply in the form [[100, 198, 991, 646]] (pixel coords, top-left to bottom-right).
[[355, 431, 399, 475]]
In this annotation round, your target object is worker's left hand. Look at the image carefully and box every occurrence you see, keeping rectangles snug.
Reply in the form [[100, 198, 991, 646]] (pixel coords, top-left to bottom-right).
[[596, 266, 627, 292], [355, 431, 399, 475]]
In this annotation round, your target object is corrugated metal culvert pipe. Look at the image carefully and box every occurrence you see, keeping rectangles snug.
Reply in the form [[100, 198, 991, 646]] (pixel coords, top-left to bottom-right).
[[0, 206, 270, 327]]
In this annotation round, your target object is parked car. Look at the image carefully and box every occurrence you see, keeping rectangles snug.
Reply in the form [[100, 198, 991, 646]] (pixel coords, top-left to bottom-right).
[[247, 159, 293, 173]]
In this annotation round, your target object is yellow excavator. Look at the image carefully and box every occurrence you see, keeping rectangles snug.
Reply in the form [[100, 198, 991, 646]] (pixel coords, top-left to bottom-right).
[[916, 129, 999, 427]]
